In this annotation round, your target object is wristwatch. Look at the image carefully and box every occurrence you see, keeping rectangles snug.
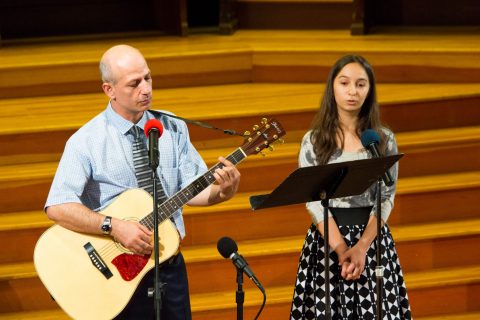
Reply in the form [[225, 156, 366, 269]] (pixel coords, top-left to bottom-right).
[[101, 216, 112, 235]]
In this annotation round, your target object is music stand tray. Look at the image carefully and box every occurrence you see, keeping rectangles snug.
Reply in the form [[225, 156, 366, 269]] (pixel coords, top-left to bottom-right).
[[250, 154, 403, 211]]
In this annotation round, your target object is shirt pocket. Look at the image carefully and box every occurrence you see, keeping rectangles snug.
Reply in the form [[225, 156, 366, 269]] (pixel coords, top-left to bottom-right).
[[158, 166, 179, 197]]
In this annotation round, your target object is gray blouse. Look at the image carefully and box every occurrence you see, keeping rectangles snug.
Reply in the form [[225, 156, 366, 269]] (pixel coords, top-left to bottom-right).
[[299, 128, 398, 224]]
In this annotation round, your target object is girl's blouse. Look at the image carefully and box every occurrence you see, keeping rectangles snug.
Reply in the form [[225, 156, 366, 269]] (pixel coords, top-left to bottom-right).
[[298, 128, 398, 224]]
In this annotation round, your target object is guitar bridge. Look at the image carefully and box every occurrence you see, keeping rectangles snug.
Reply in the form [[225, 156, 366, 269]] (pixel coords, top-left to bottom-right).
[[84, 242, 113, 279]]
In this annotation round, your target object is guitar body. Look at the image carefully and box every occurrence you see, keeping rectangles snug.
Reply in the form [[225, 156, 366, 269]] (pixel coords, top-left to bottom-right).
[[34, 189, 180, 320]]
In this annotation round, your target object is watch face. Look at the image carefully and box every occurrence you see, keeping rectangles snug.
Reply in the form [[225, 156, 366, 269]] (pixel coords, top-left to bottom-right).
[[102, 217, 112, 234]]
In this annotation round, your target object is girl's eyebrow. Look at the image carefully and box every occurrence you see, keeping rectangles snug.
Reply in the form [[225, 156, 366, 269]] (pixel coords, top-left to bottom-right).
[[337, 75, 368, 81]]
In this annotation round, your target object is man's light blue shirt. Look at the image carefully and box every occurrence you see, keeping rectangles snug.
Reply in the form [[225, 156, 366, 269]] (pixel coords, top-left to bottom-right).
[[45, 103, 208, 238]]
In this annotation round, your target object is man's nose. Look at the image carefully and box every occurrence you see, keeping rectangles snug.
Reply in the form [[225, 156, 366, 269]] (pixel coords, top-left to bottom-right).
[[140, 80, 152, 95]]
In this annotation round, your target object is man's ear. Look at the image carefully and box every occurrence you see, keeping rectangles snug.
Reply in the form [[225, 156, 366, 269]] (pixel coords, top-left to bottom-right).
[[102, 82, 115, 99]]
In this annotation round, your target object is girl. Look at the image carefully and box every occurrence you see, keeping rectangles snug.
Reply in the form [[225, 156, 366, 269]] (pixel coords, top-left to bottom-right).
[[290, 55, 412, 319]]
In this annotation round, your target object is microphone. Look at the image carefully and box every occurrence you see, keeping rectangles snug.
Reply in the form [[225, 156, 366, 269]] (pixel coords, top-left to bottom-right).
[[360, 129, 395, 187], [144, 119, 164, 170], [217, 236, 265, 293]]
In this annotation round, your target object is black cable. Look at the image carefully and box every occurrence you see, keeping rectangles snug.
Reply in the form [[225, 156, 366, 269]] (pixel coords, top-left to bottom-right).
[[253, 288, 266, 320], [148, 109, 246, 137]]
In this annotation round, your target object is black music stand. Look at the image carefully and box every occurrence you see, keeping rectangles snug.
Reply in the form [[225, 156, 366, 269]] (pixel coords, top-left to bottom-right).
[[250, 154, 403, 320]]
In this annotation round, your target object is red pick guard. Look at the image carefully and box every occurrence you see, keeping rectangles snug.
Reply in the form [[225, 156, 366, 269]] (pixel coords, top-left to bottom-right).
[[112, 253, 151, 281]]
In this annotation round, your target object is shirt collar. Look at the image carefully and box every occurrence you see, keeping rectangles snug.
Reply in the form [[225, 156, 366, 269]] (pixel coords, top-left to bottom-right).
[[105, 102, 152, 135]]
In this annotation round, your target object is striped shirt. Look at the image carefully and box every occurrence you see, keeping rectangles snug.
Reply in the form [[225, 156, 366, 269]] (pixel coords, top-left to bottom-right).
[[45, 103, 208, 238]]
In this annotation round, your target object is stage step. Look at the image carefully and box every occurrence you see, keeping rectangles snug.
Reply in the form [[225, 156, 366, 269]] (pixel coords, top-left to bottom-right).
[[2, 217, 480, 293], [1, 83, 480, 162], [1, 170, 479, 263], [1, 30, 479, 98], [193, 265, 480, 318], [0, 124, 478, 213], [418, 312, 480, 320], [1, 264, 479, 318]]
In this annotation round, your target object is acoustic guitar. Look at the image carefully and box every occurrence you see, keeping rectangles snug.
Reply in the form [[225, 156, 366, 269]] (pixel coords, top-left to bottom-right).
[[34, 118, 285, 320]]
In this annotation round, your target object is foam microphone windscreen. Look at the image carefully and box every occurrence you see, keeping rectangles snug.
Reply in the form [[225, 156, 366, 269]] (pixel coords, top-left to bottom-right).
[[217, 236, 238, 259], [144, 119, 164, 137], [360, 129, 380, 148]]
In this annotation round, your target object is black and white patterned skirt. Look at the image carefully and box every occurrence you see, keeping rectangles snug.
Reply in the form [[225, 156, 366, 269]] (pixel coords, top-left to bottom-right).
[[290, 223, 412, 320]]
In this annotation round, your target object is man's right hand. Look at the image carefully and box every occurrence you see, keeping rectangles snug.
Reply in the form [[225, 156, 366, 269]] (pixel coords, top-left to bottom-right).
[[111, 218, 153, 255]]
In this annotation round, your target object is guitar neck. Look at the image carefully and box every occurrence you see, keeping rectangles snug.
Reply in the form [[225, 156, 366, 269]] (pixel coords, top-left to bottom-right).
[[140, 147, 247, 228]]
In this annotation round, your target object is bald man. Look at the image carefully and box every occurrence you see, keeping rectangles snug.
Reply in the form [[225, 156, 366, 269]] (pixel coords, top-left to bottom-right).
[[45, 45, 241, 319]]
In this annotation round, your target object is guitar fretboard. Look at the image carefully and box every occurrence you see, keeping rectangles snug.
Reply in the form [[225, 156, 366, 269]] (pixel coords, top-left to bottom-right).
[[140, 148, 246, 229]]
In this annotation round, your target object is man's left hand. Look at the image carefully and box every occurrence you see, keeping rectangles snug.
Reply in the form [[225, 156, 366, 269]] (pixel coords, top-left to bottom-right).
[[213, 156, 241, 201]]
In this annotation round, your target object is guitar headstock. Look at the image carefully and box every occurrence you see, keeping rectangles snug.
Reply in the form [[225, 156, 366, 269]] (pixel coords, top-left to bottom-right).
[[241, 118, 286, 156]]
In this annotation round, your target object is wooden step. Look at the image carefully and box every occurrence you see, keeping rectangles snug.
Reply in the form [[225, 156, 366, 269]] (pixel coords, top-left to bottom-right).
[[417, 312, 480, 320], [201, 126, 480, 189], [1, 171, 479, 263], [193, 265, 480, 319], [1, 264, 479, 318], [1, 82, 480, 138], [185, 218, 480, 293], [0, 84, 480, 163], [1, 169, 479, 233], [1, 122, 478, 211], [1, 83, 479, 165], [1, 124, 478, 197], [246, 29, 480, 83], [2, 217, 480, 294], [1, 30, 479, 98], [185, 170, 480, 245], [2, 305, 480, 320], [396, 126, 480, 177], [406, 266, 480, 317]]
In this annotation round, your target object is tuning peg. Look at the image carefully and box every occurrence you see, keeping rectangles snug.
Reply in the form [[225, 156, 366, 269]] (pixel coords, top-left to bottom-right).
[[268, 145, 275, 152], [261, 118, 268, 125], [253, 125, 259, 131], [256, 147, 266, 157], [244, 130, 251, 137]]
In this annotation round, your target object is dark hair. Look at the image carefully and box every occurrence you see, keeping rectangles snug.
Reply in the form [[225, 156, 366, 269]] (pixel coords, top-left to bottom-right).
[[309, 54, 387, 164]]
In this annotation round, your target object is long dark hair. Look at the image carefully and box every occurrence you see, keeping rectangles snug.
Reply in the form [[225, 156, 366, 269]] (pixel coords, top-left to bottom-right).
[[310, 54, 387, 164]]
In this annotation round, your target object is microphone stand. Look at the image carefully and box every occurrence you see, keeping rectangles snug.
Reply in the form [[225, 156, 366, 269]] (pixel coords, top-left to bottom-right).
[[319, 169, 346, 320], [375, 178, 384, 319], [146, 127, 165, 320], [151, 170, 166, 320], [321, 197, 332, 320], [236, 267, 244, 320]]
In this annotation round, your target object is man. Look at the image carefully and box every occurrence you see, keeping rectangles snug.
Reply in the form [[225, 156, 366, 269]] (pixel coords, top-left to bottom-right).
[[45, 44, 241, 319]]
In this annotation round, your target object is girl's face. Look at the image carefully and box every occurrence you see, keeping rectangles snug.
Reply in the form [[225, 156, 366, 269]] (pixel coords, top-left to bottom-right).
[[333, 62, 370, 116]]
